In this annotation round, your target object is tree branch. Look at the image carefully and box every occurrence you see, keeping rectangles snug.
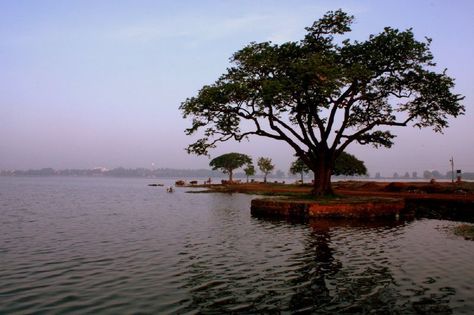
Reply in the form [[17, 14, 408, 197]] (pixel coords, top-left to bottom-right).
[[325, 81, 357, 139], [306, 114, 321, 148], [330, 100, 352, 151], [265, 105, 310, 156], [336, 116, 415, 153]]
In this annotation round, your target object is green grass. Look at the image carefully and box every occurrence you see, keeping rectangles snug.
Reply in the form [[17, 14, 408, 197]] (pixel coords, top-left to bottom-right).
[[453, 224, 474, 240]]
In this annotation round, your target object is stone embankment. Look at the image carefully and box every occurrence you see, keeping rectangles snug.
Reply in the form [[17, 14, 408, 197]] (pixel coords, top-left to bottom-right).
[[251, 197, 406, 219], [187, 181, 474, 220]]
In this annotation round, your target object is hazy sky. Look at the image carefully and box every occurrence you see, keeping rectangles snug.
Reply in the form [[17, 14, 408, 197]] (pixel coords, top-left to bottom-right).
[[1, 0, 473, 176]]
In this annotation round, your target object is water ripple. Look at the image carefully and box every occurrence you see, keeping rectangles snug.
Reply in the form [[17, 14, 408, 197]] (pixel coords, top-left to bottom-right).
[[1, 177, 474, 314]]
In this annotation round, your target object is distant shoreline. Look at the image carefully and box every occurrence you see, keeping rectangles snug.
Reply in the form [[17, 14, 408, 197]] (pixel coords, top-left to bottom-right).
[[1, 172, 472, 182]]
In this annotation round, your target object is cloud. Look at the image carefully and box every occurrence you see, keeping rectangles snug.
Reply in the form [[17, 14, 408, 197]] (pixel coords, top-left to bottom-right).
[[109, 14, 272, 43], [108, 3, 358, 45]]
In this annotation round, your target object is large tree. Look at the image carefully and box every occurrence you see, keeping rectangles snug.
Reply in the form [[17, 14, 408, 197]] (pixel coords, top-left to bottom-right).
[[181, 10, 464, 196], [209, 152, 251, 182]]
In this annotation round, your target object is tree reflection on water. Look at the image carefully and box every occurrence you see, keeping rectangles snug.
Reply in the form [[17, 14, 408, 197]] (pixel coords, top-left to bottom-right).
[[179, 215, 456, 314], [287, 218, 455, 314]]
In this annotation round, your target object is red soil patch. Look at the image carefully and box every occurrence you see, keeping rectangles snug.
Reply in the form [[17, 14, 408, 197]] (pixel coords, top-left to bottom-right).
[[217, 181, 474, 202]]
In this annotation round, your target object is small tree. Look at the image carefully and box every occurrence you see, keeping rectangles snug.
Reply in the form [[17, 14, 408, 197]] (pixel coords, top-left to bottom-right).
[[290, 158, 310, 183], [243, 163, 255, 183], [333, 152, 367, 176], [291, 151, 366, 183], [258, 157, 274, 183], [209, 152, 252, 182]]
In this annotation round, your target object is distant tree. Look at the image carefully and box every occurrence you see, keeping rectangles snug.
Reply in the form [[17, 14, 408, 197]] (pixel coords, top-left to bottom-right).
[[290, 157, 311, 183], [403, 172, 410, 179], [243, 163, 255, 183], [461, 172, 474, 180], [209, 152, 252, 182], [275, 169, 285, 178], [393, 172, 400, 179], [412, 171, 418, 178], [258, 157, 275, 183], [180, 10, 464, 196], [446, 170, 457, 181], [431, 170, 443, 179], [423, 170, 432, 179], [375, 172, 381, 179]]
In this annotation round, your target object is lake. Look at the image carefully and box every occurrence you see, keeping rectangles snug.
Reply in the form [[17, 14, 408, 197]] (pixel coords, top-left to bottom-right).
[[1, 176, 473, 314]]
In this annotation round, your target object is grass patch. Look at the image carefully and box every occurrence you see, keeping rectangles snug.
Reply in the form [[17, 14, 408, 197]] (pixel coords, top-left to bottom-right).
[[453, 224, 474, 240], [186, 190, 215, 194], [285, 193, 345, 202], [222, 190, 345, 200], [185, 186, 341, 200]]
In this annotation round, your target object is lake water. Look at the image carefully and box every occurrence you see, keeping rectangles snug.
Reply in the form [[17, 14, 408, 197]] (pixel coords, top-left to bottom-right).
[[1, 176, 473, 314]]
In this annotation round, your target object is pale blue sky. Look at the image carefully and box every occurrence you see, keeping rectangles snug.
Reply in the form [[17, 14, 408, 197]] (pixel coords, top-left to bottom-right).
[[1, 0, 473, 176]]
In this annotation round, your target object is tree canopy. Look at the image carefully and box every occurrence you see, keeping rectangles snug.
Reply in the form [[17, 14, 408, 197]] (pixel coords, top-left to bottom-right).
[[181, 9, 464, 195], [209, 152, 252, 182]]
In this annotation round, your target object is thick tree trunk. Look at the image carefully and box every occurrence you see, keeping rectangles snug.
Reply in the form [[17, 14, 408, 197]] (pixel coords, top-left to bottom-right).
[[312, 160, 333, 196], [229, 170, 233, 183], [300, 172, 304, 184]]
